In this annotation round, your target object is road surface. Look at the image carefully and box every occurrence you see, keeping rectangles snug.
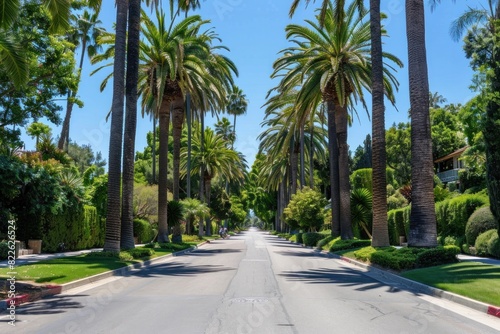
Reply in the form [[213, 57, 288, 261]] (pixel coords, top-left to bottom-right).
[[1, 228, 499, 333]]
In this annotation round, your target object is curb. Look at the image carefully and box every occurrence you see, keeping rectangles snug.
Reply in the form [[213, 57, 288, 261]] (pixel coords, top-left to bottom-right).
[[0, 242, 208, 311], [279, 236, 500, 319]]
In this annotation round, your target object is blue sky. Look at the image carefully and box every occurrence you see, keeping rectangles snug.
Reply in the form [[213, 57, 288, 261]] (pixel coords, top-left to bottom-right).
[[21, 0, 479, 168]]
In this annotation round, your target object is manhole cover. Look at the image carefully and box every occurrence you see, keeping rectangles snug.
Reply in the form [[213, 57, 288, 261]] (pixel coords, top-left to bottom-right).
[[231, 297, 269, 303]]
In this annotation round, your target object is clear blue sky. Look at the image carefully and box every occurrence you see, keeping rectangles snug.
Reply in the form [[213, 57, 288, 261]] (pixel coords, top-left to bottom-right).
[[21, 1, 479, 168]]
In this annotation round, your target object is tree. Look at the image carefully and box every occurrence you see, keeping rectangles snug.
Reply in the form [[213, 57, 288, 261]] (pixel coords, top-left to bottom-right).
[[0, 2, 78, 150], [386, 122, 411, 186], [284, 187, 327, 232], [26, 122, 51, 148], [277, 1, 401, 239], [58, 6, 104, 150], [406, 0, 437, 247], [226, 85, 248, 147]]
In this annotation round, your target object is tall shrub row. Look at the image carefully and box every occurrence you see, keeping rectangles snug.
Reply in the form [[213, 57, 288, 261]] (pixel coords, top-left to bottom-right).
[[41, 205, 104, 252], [387, 206, 411, 245]]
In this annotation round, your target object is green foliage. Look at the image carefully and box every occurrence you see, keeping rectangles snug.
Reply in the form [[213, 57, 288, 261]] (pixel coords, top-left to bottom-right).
[[41, 205, 103, 252], [302, 232, 325, 247], [353, 246, 377, 262], [465, 206, 497, 245], [487, 235, 500, 258], [387, 190, 408, 211], [386, 122, 412, 186], [350, 168, 398, 192], [283, 187, 327, 231], [0, 241, 9, 260], [84, 174, 107, 218], [329, 238, 371, 252], [475, 229, 498, 256], [435, 193, 489, 238], [387, 206, 411, 245], [67, 142, 106, 176], [434, 185, 451, 203], [415, 246, 460, 268], [133, 184, 158, 221], [430, 107, 466, 161], [350, 134, 372, 173], [133, 218, 155, 244], [350, 188, 372, 239], [317, 235, 335, 250], [295, 233, 303, 244], [168, 201, 185, 243], [125, 248, 155, 259]]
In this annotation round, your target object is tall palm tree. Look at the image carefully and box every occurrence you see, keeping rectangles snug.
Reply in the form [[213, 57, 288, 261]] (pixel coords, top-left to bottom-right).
[[120, 0, 142, 250], [275, 1, 401, 239], [59, 8, 104, 150], [370, 0, 389, 247], [226, 85, 248, 147], [406, 0, 437, 247], [181, 127, 245, 232], [103, 0, 128, 253]]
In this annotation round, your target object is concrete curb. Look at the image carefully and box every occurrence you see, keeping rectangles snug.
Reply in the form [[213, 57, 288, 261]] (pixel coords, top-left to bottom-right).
[[283, 236, 500, 319], [0, 242, 208, 311]]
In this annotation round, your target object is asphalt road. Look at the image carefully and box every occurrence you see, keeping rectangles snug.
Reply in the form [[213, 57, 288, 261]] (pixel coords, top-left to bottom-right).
[[1, 228, 499, 333]]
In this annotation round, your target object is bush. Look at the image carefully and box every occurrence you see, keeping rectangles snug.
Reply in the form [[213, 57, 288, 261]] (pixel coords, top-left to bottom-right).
[[329, 239, 371, 252], [0, 241, 8, 260], [465, 206, 497, 246], [317, 236, 335, 250], [370, 247, 421, 271], [488, 235, 500, 258], [435, 194, 489, 238], [302, 232, 325, 247], [415, 246, 460, 267], [125, 247, 155, 259], [353, 246, 377, 262], [295, 233, 303, 244], [475, 229, 498, 256], [133, 218, 155, 244]]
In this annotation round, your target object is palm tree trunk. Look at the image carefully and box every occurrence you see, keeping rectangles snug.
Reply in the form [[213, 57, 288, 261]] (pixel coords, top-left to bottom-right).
[[370, 0, 390, 247], [172, 96, 185, 200], [157, 97, 171, 243], [299, 123, 305, 189], [120, 0, 141, 250], [290, 139, 299, 195], [152, 116, 157, 184], [103, 0, 128, 253], [406, 0, 437, 247], [336, 105, 353, 239], [186, 95, 192, 198], [204, 172, 212, 236], [199, 112, 205, 237], [327, 100, 340, 237], [309, 122, 314, 187]]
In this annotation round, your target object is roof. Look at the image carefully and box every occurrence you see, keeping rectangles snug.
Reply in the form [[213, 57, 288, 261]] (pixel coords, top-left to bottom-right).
[[434, 146, 469, 163]]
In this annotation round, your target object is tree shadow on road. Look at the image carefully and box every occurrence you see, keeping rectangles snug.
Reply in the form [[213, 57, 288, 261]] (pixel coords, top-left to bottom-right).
[[133, 262, 236, 278], [0, 294, 86, 319], [183, 249, 242, 257], [279, 267, 395, 292]]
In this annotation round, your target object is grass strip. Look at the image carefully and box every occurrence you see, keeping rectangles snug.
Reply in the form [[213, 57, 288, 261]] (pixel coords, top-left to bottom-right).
[[401, 261, 500, 307], [0, 244, 192, 285]]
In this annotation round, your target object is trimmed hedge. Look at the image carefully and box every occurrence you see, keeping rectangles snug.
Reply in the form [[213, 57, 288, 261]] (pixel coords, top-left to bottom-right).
[[133, 218, 155, 244], [475, 229, 498, 256], [435, 194, 488, 238], [329, 239, 371, 252], [41, 205, 103, 252], [317, 236, 335, 250], [296, 232, 304, 244], [465, 206, 497, 246], [387, 206, 411, 245], [302, 232, 325, 247], [488, 235, 500, 259], [415, 246, 460, 267]]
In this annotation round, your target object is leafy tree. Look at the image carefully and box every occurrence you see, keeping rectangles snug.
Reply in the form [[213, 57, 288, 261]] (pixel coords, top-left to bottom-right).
[[67, 141, 106, 175], [431, 106, 466, 160], [386, 122, 411, 186], [350, 134, 372, 172], [26, 122, 51, 148], [284, 187, 327, 232], [0, 2, 78, 149]]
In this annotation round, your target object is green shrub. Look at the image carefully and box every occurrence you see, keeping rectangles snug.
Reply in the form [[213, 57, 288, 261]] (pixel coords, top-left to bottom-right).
[[296, 233, 303, 244], [289, 234, 297, 242], [329, 239, 371, 252], [85, 251, 119, 258], [125, 247, 155, 259], [487, 235, 500, 258], [475, 229, 498, 256], [317, 236, 335, 250], [465, 206, 497, 246], [302, 232, 325, 247], [133, 218, 155, 244], [370, 247, 423, 271], [415, 246, 460, 267], [0, 241, 9, 260], [436, 194, 489, 238], [353, 246, 377, 262]]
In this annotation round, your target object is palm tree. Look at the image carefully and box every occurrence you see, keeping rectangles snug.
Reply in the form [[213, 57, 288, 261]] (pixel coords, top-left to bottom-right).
[[226, 85, 248, 147], [370, 0, 389, 247], [58, 8, 104, 151], [275, 1, 401, 239], [215, 117, 235, 145], [103, 0, 128, 253], [181, 127, 245, 234], [181, 197, 209, 235], [406, 0, 437, 247]]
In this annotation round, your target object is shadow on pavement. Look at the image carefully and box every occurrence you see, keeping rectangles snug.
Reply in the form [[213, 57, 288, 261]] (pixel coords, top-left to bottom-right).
[[0, 294, 86, 318], [279, 267, 395, 292], [275, 250, 323, 258], [183, 249, 242, 256], [133, 262, 235, 278]]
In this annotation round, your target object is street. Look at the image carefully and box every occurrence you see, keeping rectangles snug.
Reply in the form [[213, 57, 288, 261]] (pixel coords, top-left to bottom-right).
[[1, 228, 499, 333]]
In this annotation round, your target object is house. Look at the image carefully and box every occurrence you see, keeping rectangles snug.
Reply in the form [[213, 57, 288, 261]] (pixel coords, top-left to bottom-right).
[[434, 146, 468, 184]]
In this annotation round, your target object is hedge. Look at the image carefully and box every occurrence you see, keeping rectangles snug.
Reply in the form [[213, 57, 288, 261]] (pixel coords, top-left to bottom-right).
[[41, 205, 104, 252], [133, 218, 155, 244], [302, 232, 325, 247], [465, 206, 497, 246], [387, 206, 410, 245]]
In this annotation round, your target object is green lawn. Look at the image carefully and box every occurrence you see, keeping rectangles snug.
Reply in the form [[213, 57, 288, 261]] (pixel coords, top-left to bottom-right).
[[401, 262, 500, 307], [0, 246, 189, 285]]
